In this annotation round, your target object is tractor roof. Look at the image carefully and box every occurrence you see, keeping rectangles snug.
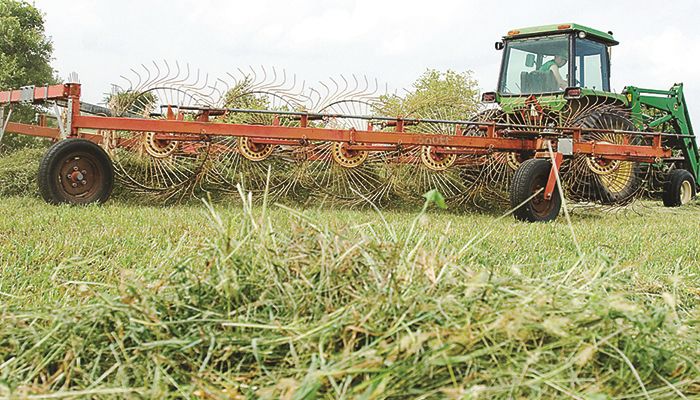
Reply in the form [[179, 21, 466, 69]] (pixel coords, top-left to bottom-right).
[[504, 23, 619, 45]]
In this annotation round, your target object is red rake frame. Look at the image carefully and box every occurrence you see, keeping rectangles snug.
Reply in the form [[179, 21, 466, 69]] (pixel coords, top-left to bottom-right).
[[1, 83, 673, 201]]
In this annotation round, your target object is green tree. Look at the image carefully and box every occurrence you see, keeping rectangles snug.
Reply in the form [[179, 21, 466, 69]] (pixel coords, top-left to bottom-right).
[[0, 0, 56, 91], [378, 69, 479, 121], [1, 0, 57, 151]]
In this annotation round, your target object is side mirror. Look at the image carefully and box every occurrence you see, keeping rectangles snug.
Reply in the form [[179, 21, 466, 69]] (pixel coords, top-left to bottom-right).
[[495, 41, 504, 51], [525, 54, 536, 68]]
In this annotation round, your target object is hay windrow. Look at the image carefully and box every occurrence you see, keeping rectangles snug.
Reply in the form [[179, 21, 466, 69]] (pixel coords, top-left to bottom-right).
[[1, 194, 698, 398]]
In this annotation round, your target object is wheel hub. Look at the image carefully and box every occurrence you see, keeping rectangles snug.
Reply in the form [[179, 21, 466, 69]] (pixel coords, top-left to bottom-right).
[[331, 142, 368, 168], [420, 146, 457, 171], [680, 180, 692, 205], [530, 184, 553, 215], [59, 155, 99, 197], [238, 137, 274, 162], [506, 152, 524, 170], [144, 132, 178, 158], [585, 156, 620, 175]]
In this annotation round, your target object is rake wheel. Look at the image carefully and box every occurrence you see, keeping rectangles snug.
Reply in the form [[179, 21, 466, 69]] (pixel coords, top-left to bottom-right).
[[203, 89, 302, 200], [238, 137, 275, 162], [144, 132, 178, 158], [563, 108, 644, 205], [458, 107, 523, 209], [105, 87, 211, 199], [331, 142, 369, 168], [388, 105, 485, 205], [295, 99, 393, 206], [420, 146, 457, 171]]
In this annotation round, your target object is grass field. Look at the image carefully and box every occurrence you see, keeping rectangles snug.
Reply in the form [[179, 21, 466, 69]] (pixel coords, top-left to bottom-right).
[[0, 149, 699, 398]]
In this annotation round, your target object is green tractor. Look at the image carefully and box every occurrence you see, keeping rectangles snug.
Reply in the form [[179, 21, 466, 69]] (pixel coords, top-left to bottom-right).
[[479, 23, 698, 220]]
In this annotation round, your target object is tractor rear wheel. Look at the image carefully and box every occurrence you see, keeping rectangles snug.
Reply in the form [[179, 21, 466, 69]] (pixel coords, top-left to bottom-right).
[[662, 169, 696, 207], [511, 159, 561, 222], [38, 138, 114, 205]]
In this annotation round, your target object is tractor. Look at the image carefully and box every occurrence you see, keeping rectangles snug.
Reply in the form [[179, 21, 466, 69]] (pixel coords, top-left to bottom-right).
[[481, 23, 698, 221]]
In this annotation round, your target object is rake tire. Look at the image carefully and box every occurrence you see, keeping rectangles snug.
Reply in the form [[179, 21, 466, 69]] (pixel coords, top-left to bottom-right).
[[38, 138, 114, 205], [662, 169, 695, 207], [511, 159, 561, 222]]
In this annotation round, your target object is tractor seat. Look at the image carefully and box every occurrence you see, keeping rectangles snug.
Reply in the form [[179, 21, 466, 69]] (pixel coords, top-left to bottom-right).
[[521, 70, 559, 93]]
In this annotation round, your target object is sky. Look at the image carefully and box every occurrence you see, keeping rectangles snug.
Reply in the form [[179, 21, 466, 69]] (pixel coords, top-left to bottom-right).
[[32, 0, 700, 121]]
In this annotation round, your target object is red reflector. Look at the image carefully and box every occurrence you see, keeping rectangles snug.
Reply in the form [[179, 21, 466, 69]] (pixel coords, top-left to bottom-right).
[[564, 87, 582, 98], [558, 24, 572, 30]]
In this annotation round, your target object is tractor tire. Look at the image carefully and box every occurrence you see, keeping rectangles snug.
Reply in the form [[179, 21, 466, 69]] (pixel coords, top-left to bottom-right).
[[511, 158, 561, 222], [38, 138, 114, 205], [662, 169, 696, 207]]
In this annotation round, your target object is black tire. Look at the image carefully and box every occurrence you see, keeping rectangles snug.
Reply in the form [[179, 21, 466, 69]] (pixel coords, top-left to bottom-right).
[[662, 169, 696, 207], [38, 138, 114, 205], [511, 159, 562, 222]]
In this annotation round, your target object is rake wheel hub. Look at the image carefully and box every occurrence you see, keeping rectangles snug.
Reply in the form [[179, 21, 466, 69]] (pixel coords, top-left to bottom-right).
[[331, 142, 368, 168], [421, 146, 457, 171], [506, 152, 524, 170], [145, 132, 178, 158], [585, 156, 620, 175], [238, 137, 274, 162]]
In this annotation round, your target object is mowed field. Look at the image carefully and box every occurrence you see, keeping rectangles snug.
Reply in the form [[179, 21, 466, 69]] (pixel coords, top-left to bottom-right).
[[2, 197, 700, 309], [0, 149, 699, 398]]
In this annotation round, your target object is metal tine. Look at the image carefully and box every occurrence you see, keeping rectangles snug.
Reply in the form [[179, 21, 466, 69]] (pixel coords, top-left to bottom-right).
[[310, 74, 384, 113], [139, 63, 155, 91], [220, 66, 310, 110], [113, 61, 218, 111], [208, 78, 230, 107], [345, 75, 375, 104], [149, 61, 164, 89], [316, 78, 340, 111], [128, 68, 143, 92]]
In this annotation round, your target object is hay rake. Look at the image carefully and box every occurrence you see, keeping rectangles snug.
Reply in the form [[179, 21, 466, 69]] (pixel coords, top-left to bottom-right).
[[0, 23, 697, 222]]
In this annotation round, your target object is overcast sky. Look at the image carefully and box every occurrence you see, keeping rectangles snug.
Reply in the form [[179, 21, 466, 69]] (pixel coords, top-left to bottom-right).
[[32, 0, 700, 120]]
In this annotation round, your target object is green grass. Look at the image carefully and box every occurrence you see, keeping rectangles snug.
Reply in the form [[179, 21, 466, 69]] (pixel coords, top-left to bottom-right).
[[0, 149, 699, 398], [2, 197, 699, 310]]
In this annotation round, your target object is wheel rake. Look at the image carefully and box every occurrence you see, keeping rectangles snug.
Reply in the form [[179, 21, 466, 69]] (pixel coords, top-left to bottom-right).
[[104, 61, 216, 201], [560, 104, 650, 208], [200, 67, 309, 201], [0, 71, 686, 222], [79, 62, 668, 212]]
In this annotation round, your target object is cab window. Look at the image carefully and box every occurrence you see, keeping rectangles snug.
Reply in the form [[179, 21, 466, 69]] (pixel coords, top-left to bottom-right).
[[574, 38, 610, 91], [499, 35, 569, 95]]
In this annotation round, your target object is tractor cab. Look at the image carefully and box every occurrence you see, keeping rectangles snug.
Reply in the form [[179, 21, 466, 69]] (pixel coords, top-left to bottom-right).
[[494, 24, 618, 97]]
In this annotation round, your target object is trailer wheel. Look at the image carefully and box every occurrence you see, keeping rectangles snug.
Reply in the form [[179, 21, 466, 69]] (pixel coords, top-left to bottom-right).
[[511, 159, 561, 222], [662, 169, 696, 207], [38, 138, 114, 205]]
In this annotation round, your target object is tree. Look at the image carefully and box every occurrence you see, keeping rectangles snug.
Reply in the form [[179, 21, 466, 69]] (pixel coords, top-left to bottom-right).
[[0, 0, 57, 150], [0, 0, 56, 90], [378, 69, 479, 121]]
